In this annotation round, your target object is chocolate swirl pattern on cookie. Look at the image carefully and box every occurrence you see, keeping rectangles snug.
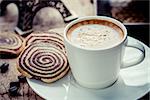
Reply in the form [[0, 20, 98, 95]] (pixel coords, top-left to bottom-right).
[[17, 42, 69, 83], [26, 32, 65, 53], [0, 32, 25, 57]]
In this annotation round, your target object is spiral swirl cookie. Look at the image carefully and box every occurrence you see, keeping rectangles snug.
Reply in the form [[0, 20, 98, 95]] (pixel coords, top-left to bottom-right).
[[0, 32, 25, 57], [26, 32, 65, 53], [17, 42, 69, 83]]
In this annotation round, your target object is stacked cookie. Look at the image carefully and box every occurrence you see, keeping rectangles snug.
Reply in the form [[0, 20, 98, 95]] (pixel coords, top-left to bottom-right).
[[17, 32, 69, 83], [25, 32, 66, 53], [0, 32, 25, 58]]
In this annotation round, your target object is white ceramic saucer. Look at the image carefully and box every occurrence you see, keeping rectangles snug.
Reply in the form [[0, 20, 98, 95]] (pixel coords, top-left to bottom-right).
[[27, 37, 150, 100]]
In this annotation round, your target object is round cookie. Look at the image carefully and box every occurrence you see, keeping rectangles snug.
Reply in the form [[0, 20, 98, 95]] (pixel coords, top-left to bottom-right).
[[25, 31, 66, 53], [0, 32, 25, 58], [17, 42, 69, 83]]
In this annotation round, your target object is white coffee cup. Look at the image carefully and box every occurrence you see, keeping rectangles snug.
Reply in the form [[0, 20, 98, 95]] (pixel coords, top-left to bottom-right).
[[64, 16, 145, 89]]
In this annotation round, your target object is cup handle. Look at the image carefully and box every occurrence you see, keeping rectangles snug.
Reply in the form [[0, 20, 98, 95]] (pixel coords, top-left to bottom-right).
[[121, 40, 145, 68]]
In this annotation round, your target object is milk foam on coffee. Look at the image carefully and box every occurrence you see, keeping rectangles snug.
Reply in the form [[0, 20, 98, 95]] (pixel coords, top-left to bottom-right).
[[67, 20, 124, 49]]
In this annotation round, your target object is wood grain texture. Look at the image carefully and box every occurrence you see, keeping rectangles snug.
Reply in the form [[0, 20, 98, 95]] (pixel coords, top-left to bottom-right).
[[0, 59, 44, 100]]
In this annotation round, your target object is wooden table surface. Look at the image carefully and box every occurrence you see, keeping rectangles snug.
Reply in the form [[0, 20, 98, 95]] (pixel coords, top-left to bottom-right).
[[0, 50, 44, 100]]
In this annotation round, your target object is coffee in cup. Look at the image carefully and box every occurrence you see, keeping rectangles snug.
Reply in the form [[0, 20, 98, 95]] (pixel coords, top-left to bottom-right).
[[67, 19, 124, 49], [64, 16, 145, 89]]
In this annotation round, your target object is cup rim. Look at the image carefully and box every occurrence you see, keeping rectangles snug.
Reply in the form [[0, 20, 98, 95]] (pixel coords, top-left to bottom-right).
[[64, 16, 127, 51]]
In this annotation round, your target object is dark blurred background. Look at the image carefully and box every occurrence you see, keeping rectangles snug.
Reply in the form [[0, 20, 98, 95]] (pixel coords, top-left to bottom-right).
[[96, 0, 149, 47]]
